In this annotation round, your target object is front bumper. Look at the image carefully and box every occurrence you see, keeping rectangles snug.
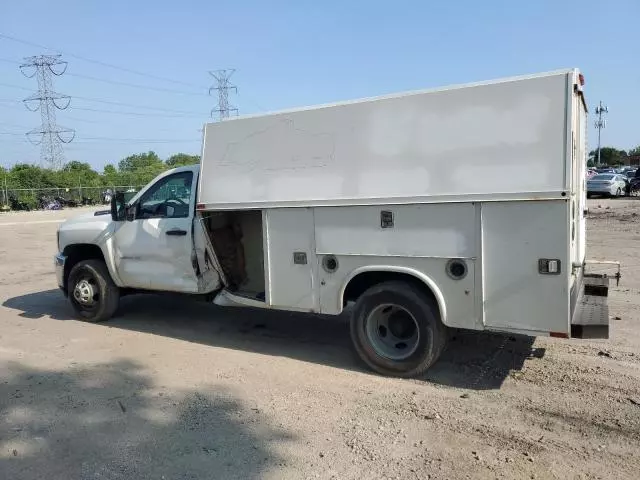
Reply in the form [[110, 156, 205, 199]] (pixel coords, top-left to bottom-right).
[[587, 187, 614, 195], [54, 253, 66, 291]]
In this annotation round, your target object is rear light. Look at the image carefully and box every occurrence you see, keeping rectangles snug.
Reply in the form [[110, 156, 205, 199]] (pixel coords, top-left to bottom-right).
[[196, 203, 205, 210], [578, 73, 585, 86]]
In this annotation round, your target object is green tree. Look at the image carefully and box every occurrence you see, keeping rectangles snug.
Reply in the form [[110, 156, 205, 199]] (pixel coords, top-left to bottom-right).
[[103, 164, 117, 176], [118, 151, 163, 172], [628, 146, 640, 156], [588, 147, 627, 165], [8, 164, 55, 189], [166, 153, 199, 168]]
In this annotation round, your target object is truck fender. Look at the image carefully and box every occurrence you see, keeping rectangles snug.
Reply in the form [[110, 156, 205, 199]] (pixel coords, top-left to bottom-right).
[[338, 265, 448, 325]]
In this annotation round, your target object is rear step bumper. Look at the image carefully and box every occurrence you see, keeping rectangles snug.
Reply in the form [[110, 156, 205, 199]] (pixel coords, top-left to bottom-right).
[[571, 273, 610, 339]]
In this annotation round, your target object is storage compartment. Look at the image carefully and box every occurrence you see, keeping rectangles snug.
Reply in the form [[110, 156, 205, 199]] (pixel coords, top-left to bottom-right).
[[201, 210, 265, 300]]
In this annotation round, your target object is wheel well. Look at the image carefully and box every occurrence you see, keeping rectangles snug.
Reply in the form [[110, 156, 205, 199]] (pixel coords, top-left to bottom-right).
[[343, 271, 441, 316], [62, 244, 106, 293]]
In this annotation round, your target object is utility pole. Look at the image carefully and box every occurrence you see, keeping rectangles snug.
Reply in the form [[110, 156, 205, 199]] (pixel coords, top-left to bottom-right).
[[594, 101, 608, 166], [209, 69, 238, 120], [20, 54, 75, 170]]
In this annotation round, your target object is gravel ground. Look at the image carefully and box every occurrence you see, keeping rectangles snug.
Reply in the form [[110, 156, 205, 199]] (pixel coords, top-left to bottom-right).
[[0, 201, 639, 480]]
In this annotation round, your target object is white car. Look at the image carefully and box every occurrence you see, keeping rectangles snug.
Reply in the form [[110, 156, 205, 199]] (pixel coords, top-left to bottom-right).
[[586, 174, 627, 198]]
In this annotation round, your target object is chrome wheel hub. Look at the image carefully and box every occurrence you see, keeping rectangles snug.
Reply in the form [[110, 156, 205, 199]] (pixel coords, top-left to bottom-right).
[[73, 279, 96, 305]]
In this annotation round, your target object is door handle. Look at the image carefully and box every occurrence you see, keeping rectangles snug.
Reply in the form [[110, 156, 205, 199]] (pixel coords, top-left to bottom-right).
[[166, 229, 187, 236]]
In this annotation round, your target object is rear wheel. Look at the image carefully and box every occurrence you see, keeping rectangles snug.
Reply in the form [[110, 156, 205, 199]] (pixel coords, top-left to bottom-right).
[[350, 281, 447, 377], [68, 260, 119, 322]]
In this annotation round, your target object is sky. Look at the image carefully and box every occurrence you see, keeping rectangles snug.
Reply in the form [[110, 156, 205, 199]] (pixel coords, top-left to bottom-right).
[[0, 0, 638, 171]]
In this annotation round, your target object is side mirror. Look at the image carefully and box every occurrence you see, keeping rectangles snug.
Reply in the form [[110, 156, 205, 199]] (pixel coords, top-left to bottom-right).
[[110, 192, 127, 222]]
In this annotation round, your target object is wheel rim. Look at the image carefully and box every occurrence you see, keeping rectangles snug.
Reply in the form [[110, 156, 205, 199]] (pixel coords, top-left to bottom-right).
[[72, 272, 99, 311], [365, 304, 420, 360]]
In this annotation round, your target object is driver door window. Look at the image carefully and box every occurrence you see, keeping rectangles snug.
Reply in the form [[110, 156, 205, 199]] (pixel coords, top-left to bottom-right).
[[137, 171, 193, 219]]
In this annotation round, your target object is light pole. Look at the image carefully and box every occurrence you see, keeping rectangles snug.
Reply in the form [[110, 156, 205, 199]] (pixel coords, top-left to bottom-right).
[[594, 101, 608, 166]]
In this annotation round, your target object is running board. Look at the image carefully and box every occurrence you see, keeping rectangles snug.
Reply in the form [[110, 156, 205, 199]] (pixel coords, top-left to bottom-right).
[[213, 289, 269, 309]]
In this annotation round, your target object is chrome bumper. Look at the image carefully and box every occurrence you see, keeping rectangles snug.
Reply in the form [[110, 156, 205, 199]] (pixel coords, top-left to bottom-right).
[[54, 253, 66, 290]]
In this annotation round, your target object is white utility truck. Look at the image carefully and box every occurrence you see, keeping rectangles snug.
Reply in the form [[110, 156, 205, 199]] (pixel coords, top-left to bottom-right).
[[55, 69, 611, 377]]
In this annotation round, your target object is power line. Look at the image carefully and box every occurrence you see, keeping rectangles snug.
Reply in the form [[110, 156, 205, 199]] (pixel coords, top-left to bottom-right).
[[69, 106, 205, 118], [0, 32, 208, 90], [1, 134, 199, 144], [20, 54, 75, 169], [72, 94, 206, 114], [0, 82, 32, 91], [64, 72, 207, 96], [0, 98, 204, 118], [0, 83, 207, 114]]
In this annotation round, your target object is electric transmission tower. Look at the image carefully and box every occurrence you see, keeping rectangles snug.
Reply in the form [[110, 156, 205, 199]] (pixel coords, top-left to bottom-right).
[[594, 101, 608, 166], [209, 69, 238, 120], [20, 54, 75, 169]]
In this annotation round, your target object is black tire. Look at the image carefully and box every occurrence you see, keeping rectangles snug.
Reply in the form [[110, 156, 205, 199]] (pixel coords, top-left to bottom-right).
[[350, 281, 447, 378], [67, 259, 119, 322]]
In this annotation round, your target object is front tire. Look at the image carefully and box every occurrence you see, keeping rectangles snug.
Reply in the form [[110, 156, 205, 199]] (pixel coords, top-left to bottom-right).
[[350, 281, 447, 378], [68, 260, 119, 322]]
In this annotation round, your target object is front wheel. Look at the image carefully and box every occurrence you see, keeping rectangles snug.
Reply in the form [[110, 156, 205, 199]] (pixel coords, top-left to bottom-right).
[[68, 259, 119, 322], [350, 281, 447, 377]]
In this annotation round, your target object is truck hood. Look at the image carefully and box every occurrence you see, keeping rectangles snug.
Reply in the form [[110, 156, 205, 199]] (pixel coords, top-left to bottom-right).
[[58, 209, 114, 251], [62, 209, 111, 226]]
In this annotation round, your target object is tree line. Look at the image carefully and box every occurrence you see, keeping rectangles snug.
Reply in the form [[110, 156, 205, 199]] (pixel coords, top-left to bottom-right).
[[0, 151, 199, 191], [588, 146, 640, 167]]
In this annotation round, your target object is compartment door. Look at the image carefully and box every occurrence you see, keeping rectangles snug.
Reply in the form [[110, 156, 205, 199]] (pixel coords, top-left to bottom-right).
[[264, 208, 318, 311], [482, 201, 570, 335]]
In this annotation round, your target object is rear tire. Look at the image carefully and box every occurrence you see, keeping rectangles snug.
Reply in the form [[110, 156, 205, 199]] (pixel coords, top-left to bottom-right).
[[68, 259, 119, 322], [350, 281, 447, 378]]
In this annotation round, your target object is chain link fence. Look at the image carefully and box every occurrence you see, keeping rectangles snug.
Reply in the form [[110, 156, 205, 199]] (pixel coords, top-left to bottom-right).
[[0, 186, 145, 211]]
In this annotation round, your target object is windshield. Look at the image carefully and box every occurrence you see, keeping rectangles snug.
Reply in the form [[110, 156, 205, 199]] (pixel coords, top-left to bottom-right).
[[591, 174, 614, 181]]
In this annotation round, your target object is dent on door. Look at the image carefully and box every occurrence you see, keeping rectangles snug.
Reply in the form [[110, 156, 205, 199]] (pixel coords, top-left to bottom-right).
[[114, 170, 201, 293]]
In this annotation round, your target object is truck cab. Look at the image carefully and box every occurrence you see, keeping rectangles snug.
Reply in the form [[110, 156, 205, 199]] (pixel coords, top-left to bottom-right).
[[56, 164, 222, 319]]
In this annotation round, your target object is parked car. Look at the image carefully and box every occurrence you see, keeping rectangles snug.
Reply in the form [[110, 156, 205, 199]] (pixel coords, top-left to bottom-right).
[[587, 174, 627, 198], [596, 167, 615, 174]]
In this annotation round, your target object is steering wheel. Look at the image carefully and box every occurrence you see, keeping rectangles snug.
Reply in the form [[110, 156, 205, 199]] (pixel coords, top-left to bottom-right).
[[152, 197, 188, 216], [165, 197, 187, 206]]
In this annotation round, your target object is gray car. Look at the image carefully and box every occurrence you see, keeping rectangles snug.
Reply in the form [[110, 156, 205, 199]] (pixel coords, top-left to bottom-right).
[[586, 174, 627, 198]]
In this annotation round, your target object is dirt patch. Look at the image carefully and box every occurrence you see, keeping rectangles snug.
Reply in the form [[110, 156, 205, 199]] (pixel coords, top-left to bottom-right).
[[0, 202, 639, 479]]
